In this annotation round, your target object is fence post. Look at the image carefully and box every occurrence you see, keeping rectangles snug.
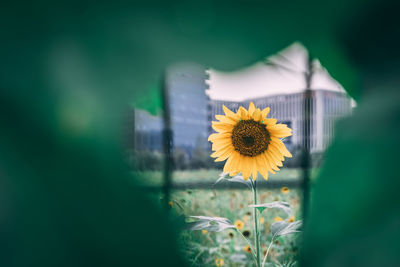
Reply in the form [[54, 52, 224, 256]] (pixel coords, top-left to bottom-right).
[[301, 55, 313, 225], [161, 70, 173, 208]]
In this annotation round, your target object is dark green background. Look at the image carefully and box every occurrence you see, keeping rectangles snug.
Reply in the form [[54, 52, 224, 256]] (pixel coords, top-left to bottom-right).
[[0, 0, 399, 266]]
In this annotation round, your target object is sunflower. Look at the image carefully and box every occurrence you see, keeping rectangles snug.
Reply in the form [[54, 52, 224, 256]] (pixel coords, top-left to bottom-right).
[[234, 219, 245, 230], [242, 229, 251, 238], [215, 258, 224, 267], [280, 186, 290, 194], [209, 102, 292, 180]]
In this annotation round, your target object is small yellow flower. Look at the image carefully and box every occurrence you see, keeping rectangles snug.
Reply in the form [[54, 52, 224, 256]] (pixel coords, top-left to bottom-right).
[[168, 201, 174, 207], [215, 258, 224, 266], [274, 216, 283, 222], [280, 187, 290, 194], [234, 220, 244, 230], [260, 217, 265, 224], [288, 216, 295, 223], [244, 245, 252, 253], [243, 216, 250, 223], [202, 229, 208, 234]]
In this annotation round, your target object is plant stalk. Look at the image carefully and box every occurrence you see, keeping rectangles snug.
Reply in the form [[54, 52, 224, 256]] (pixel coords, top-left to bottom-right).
[[262, 237, 274, 267], [251, 179, 261, 267], [236, 229, 257, 264]]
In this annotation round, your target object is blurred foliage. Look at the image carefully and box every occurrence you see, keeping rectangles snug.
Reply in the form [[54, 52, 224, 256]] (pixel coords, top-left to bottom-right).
[[173, 148, 188, 170], [303, 1, 400, 266], [132, 150, 163, 171], [1, 0, 399, 266]]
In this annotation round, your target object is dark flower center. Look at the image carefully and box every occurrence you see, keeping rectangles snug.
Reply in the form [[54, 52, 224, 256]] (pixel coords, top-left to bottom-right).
[[231, 120, 270, 157], [242, 136, 254, 147], [242, 230, 251, 238]]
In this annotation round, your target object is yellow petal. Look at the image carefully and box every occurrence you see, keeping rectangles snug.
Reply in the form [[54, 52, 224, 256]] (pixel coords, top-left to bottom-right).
[[212, 121, 233, 133], [264, 152, 279, 171], [267, 149, 283, 167], [261, 170, 269, 180], [267, 124, 292, 138], [237, 106, 249, 120], [223, 155, 234, 172], [272, 124, 291, 130], [215, 150, 233, 162], [248, 102, 255, 116], [268, 124, 292, 134], [255, 156, 265, 173], [211, 146, 234, 158], [261, 107, 270, 119], [211, 139, 232, 148], [208, 132, 232, 141], [223, 105, 239, 120], [252, 170, 258, 180], [215, 114, 238, 125], [255, 156, 267, 179], [227, 152, 240, 175], [270, 138, 292, 158], [271, 146, 285, 161], [252, 108, 262, 122], [241, 156, 252, 180], [212, 141, 232, 151], [263, 118, 277, 126], [251, 158, 258, 180]]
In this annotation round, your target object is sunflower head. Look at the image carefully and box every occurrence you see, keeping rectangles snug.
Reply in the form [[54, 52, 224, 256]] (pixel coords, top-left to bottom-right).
[[215, 258, 224, 266], [234, 219, 244, 230], [227, 230, 235, 239], [242, 229, 251, 238], [281, 186, 290, 194], [209, 102, 292, 180]]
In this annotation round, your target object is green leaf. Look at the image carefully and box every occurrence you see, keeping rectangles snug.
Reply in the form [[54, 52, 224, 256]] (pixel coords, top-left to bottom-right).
[[249, 201, 291, 216], [214, 172, 252, 189], [270, 220, 302, 237], [185, 216, 236, 232]]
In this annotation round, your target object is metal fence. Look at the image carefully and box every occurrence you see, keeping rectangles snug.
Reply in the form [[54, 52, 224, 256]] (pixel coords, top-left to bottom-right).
[[157, 60, 314, 219]]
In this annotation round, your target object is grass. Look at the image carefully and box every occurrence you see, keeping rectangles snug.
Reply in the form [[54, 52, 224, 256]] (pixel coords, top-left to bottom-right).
[[161, 169, 303, 267], [135, 168, 303, 187]]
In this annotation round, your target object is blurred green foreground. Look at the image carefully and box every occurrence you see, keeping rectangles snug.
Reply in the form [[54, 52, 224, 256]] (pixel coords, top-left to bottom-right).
[[1, 0, 399, 266]]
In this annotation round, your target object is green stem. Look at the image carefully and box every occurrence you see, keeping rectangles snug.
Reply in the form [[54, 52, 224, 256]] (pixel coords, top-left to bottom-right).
[[236, 229, 257, 264], [262, 237, 274, 267], [251, 179, 261, 267], [190, 249, 205, 267]]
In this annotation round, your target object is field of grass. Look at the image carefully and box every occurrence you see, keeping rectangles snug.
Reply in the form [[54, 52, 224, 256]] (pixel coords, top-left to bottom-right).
[[159, 169, 304, 266], [136, 168, 305, 186]]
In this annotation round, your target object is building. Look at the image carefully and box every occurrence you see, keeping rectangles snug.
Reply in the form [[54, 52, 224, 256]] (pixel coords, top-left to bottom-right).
[[133, 63, 209, 157], [208, 90, 352, 153], [132, 43, 354, 156], [206, 43, 354, 153], [167, 63, 209, 155]]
